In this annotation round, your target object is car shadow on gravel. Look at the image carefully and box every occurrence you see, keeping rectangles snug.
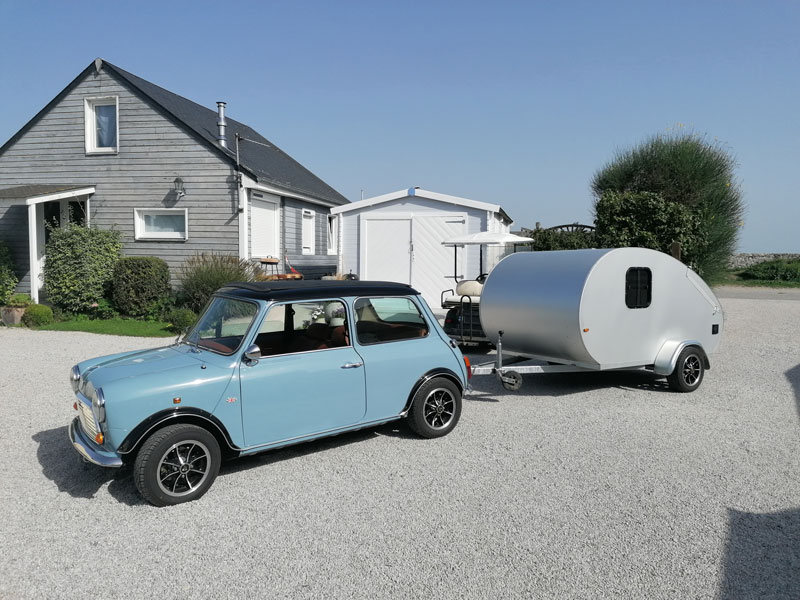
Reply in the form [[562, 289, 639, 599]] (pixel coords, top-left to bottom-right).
[[465, 369, 673, 401], [32, 426, 142, 505], [219, 423, 416, 478], [787, 364, 800, 422], [720, 507, 800, 598]]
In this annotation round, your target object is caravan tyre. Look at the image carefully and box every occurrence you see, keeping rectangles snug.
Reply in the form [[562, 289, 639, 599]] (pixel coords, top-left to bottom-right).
[[667, 347, 704, 393]]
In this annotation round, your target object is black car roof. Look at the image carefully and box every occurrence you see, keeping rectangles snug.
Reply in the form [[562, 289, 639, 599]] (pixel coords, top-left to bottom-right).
[[217, 280, 420, 301]]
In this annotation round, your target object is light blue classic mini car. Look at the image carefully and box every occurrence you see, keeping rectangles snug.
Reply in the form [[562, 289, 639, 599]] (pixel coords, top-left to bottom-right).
[[69, 280, 470, 506]]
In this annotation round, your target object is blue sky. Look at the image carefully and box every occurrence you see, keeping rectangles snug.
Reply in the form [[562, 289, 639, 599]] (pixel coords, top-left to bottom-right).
[[1, 0, 798, 252]]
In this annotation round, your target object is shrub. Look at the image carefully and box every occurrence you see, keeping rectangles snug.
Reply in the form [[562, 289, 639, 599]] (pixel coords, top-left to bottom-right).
[[89, 298, 119, 320], [6, 293, 32, 308], [0, 265, 18, 306], [524, 226, 595, 251], [178, 253, 254, 312], [43, 225, 122, 312], [740, 260, 800, 282], [167, 307, 197, 332], [594, 191, 702, 268], [0, 241, 18, 305], [22, 304, 54, 327], [591, 132, 744, 279], [113, 256, 171, 318]]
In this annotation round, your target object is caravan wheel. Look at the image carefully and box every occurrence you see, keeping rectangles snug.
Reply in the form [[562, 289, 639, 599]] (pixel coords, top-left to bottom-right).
[[667, 347, 704, 393]]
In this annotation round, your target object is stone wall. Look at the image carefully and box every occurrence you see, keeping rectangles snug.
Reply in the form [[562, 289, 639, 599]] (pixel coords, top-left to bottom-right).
[[728, 253, 800, 269]]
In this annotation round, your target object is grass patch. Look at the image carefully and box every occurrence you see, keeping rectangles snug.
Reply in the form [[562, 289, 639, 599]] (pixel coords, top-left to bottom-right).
[[709, 269, 800, 288], [35, 317, 175, 337]]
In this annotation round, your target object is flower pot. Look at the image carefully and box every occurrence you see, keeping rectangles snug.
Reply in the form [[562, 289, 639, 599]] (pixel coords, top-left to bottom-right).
[[1, 306, 25, 326]]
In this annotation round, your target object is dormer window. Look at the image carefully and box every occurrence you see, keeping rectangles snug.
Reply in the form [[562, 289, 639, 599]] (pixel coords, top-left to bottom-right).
[[85, 97, 118, 154]]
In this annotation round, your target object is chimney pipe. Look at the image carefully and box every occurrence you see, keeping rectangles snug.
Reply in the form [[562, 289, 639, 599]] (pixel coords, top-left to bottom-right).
[[216, 101, 228, 149]]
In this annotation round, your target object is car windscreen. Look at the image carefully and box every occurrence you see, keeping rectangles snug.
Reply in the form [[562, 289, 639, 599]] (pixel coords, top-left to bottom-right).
[[185, 296, 259, 355]]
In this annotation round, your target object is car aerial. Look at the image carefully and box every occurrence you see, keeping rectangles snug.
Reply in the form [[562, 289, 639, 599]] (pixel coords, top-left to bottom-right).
[[68, 280, 470, 506]]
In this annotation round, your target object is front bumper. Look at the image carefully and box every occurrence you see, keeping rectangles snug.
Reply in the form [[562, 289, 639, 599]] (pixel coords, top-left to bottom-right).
[[68, 417, 123, 467]]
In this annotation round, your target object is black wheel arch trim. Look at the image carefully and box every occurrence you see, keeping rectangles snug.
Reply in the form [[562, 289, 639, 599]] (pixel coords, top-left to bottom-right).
[[403, 368, 464, 414], [117, 407, 240, 455]]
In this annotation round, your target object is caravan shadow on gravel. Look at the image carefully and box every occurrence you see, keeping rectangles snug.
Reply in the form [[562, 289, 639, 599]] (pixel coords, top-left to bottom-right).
[[465, 368, 674, 401], [720, 507, 800, 598], [32, 426, 142, 505]]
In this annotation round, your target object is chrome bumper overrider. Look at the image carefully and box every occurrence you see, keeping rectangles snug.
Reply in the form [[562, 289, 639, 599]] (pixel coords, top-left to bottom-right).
[[68, 417, 122, 468]]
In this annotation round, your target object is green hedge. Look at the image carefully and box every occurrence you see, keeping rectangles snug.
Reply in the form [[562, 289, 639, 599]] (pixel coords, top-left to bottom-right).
[[43, 225, 122, 312], [594, 191, 702, 269], [525, 227, 595, 251], [740, 260, 800, 282], [113, 256, 171, 318]]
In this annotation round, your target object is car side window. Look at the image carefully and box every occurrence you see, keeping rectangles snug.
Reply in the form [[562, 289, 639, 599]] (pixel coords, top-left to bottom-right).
[[255, 300, 350, 357], [353, 297, 429, 345]]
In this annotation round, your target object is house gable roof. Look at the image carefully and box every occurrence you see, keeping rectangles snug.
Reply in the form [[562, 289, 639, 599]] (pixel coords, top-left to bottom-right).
[[330, 187, 512, 223], [0, 59, 348, 207]]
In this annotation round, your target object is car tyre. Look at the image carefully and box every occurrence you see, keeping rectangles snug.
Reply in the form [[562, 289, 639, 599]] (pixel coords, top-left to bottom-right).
[[667, 346, 705, 393], [134, 424, 221, 506], [406, 378, 462, 439]]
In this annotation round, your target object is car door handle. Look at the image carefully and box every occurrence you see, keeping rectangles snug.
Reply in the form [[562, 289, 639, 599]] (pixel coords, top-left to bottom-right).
[[341, 362, 363, 369]]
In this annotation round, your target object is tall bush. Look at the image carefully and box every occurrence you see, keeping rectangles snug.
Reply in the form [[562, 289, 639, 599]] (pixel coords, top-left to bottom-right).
[[43, 225, 121, 312], [178, 253, 254, 312], [113, 256, 171, 318], [594, 191, 702, 267], [0, 240, 18, 305], [591, 132, 744, 278]]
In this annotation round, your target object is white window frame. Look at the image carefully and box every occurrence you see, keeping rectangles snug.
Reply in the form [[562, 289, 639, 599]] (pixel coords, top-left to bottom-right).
[[84, 96, 119, 154], [327, 214, 338, 255], [302, 208, 315, 255], [134, 208, 188, 241]]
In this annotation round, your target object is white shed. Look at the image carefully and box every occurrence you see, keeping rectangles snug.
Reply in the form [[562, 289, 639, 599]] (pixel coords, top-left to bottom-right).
[[330, 188, 513, 308]]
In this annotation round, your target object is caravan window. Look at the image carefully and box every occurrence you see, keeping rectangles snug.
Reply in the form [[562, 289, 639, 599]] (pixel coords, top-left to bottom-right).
[[625, 268, 652, 309]]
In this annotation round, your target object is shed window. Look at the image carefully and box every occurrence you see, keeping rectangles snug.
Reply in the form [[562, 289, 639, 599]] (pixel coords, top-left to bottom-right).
[[625, 267, 652, 309], [302, 209, 315, 255], [134, 208, 188, 240], [85, 97, 119, 153]]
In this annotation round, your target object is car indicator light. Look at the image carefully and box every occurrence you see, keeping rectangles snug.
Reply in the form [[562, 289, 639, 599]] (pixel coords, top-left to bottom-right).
[[463, 356, 472, 379], [173, 397, 182, 404], [95, 433, 104, 445]]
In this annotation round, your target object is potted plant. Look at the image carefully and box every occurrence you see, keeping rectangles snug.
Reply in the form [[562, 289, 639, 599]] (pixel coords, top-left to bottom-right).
[[2, 293, 32, 326]]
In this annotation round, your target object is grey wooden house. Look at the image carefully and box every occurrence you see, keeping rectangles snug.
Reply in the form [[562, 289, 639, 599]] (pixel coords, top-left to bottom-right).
[[0, 58, 348, 303]]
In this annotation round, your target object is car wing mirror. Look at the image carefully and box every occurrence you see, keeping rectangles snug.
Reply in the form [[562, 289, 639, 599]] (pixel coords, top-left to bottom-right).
[[243, 343, 262, 363]]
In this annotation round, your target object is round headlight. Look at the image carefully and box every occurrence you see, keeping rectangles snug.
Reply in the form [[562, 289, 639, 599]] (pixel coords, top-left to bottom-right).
[[70, 365, 81, 392], [92, 388, 106, 424]]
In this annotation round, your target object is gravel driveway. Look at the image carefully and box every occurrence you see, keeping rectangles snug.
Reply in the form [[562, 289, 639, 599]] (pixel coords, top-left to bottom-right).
[[1, 291, 799, 599]]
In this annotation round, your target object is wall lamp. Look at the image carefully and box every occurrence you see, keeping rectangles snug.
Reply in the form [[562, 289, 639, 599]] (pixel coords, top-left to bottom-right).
[[173, 177, 186, 200]]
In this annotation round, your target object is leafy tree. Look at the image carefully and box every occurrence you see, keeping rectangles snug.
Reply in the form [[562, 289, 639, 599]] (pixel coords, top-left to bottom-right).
[[591, 132, 744, 278], [594, 191, 702, 268]]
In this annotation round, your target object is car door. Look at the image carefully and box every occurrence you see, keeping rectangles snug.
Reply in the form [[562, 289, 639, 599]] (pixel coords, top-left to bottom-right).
[[353, 296, 451, 421], [239, 299, 366, 448]]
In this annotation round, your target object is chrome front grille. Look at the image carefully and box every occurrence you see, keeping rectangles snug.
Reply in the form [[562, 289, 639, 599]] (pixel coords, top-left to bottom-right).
[[78, 401, 98, 440]]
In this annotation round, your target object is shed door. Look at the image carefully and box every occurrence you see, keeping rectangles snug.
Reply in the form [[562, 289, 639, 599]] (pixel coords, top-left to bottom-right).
[[410, 215, 466, 308], [363, 217, 412, 283], [251, 193, 279, 258]]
